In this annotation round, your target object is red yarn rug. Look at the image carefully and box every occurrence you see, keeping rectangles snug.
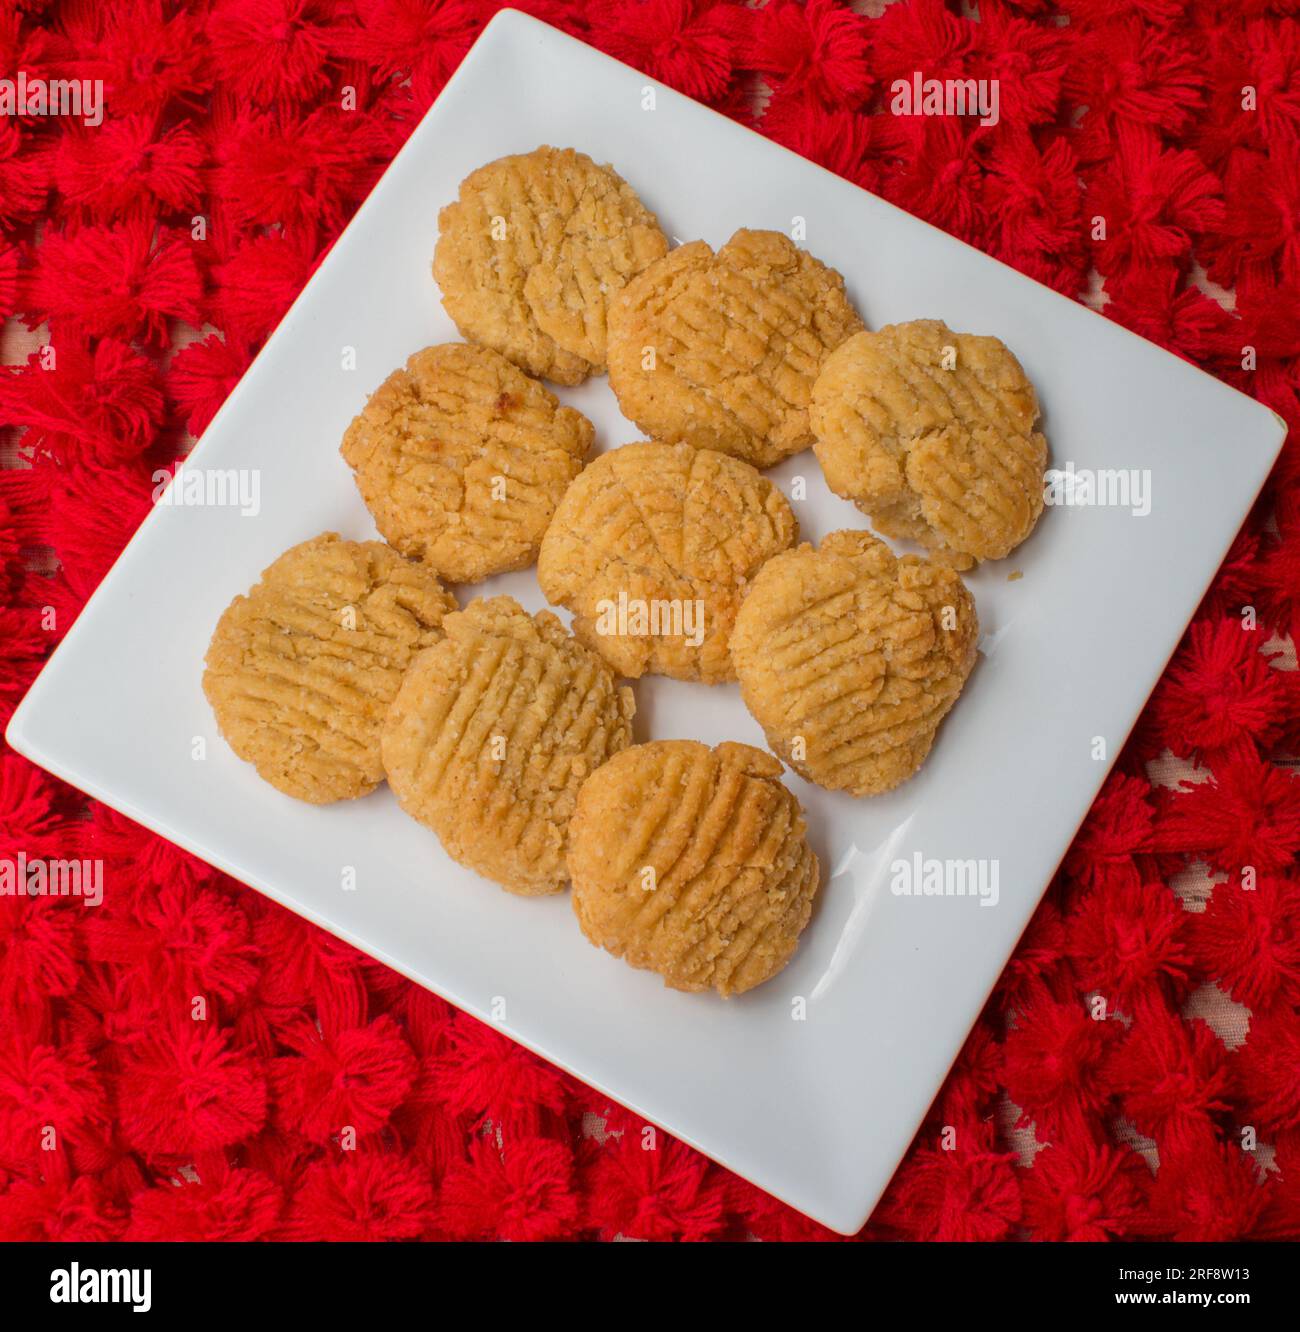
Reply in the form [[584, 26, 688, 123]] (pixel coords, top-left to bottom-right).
[[3, 0, 1300, 1242]]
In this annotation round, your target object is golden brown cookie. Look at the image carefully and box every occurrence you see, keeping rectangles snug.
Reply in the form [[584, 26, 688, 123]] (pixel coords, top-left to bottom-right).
[[810, 320, 1047, 568], [568, 740, 820, 997], [341, 343, 592, 584], [381, 596, 635, 896], [731, 530, 978, 797], [433, 146, 669, 385], [606, 229, 863, 467], [203, 533, 456, 804], [537, 441, 797, 684]]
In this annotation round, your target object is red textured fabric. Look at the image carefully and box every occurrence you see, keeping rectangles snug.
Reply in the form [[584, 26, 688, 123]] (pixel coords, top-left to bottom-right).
[[2, 0, 1299, 1242]]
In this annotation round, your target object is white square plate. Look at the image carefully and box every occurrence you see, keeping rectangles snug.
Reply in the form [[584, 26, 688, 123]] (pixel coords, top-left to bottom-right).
[[8, 10, 1286, 1234]]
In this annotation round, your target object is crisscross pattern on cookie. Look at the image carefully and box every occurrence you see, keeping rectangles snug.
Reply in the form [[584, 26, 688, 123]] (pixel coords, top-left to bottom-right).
[[434, 146, 668, 385], [342, 343, 592, 584], [203, 534, 456, 803], [731, 530, 979, 796], [538, 440, 797, 682], [568, 740, 819, 996], [606, 229, 864, 467], [811, 320, 1047, 565], [381, 597, 635, 895]]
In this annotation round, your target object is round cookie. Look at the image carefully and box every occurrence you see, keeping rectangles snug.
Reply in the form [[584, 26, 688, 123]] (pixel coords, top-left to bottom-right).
[[537, 441, 797, 684], [381, 596, 635, 896], [568, 740, 820, 997], [203, 533, 456, 804], [341, 343, 593, 584], [810, 319, 1048, 568], [606, 228, 864, 467], [731, 530, 978, 797], [433, 146, 669, 385]]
